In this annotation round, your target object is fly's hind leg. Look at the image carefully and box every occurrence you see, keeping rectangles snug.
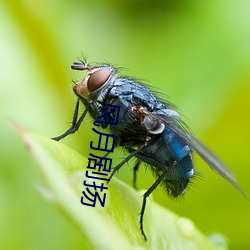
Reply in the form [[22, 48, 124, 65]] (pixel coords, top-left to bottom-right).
[[133, 160, 141, 189], [140, 172, 167, 240]]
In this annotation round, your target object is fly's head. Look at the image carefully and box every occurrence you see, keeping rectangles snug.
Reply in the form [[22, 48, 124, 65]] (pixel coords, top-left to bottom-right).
[[72, 61, 116, 101]]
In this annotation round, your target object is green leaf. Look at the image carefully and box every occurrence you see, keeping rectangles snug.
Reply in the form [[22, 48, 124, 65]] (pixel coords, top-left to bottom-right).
[[18, 127, 227, 250]]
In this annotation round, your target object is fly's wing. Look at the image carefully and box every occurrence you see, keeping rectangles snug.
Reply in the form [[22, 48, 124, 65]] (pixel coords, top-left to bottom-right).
[[182, 131, 247, 198], [150, 110, 247, 198]]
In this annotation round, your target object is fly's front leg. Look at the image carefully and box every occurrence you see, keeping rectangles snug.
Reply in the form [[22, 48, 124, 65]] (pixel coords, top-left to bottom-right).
[[140, 172, 167, 240], [52, 99, 89, 141]]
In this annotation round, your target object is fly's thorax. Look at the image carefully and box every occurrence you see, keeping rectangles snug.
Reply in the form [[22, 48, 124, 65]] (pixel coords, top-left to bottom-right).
[[141, 109, 181, 135], [142, 116, 165, 134], [73, 63, 117, 102]]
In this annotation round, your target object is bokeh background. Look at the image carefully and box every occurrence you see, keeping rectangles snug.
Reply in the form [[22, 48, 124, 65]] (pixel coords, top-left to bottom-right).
[[1, 0, 250, 249]]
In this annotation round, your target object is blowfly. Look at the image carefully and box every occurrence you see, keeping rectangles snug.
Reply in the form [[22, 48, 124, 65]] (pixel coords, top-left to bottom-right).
[[52, 60, 246, 240]]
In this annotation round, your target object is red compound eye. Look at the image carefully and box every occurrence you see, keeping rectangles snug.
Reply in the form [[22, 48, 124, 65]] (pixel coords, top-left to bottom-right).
[[87, 68, 111, 92]]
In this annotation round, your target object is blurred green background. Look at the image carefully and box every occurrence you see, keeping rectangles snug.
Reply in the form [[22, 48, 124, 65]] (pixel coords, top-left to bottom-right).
[[1, 0, 250, 249]]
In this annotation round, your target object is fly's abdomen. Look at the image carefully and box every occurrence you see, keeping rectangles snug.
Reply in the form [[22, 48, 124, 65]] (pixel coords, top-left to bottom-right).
[[137, 128, 194, 197], [164, 129, 194, 196], [165, 153, 193, 197]]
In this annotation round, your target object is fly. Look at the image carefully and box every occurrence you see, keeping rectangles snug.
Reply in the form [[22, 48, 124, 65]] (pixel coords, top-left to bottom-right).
[[52, 60, 247, 240]]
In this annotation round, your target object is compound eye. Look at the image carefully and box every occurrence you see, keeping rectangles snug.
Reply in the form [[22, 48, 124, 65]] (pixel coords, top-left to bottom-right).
[[87, 68, 111, 92]]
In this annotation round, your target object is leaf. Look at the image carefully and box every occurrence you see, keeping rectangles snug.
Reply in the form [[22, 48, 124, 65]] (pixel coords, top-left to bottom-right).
[[17, 126, 226, 250]]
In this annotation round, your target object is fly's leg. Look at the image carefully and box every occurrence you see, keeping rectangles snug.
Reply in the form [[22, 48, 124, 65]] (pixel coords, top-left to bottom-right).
[[101, 152, 110, 159], [97, 152, 110, 165], [140, 172, 167, 240], [127, 147, 141, 189], [133, 160, 141, 189], [52, 100, 89, 141], [108, 143, 146, 182]]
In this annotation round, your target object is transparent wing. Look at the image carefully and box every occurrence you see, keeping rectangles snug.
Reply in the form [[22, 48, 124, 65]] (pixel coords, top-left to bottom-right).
[[169, 121, 247, 198], [148, 111, 247, 198]]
